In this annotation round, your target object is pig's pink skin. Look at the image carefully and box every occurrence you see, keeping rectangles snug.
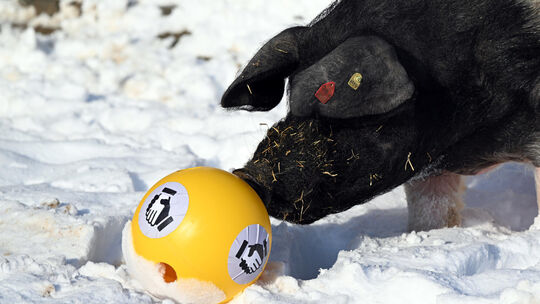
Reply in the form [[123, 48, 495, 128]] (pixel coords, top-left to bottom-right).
[[534, 167, 540, 210], [475, 165, 500, 175], [475, 165, 540, 219]]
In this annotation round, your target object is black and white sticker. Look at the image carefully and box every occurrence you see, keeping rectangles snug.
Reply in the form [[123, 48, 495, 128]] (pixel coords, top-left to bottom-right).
[[138, 182, 189, 239], [227, 224, 269, 285]]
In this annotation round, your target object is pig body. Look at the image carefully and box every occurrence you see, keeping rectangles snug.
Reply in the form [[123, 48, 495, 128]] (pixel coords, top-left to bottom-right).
[[222, 0, 540, 228]]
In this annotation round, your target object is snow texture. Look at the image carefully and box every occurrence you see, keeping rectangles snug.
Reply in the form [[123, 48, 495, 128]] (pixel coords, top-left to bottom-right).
[[122, 221, 226, 303], [0, 0, 539, 303]]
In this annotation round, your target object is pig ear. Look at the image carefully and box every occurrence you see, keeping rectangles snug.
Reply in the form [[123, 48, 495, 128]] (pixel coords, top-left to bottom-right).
[[221, 27, 302, 111]]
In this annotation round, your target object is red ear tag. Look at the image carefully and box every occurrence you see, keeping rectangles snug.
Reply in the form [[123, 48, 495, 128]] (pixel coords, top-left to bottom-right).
[[315, 82, 335, 104]]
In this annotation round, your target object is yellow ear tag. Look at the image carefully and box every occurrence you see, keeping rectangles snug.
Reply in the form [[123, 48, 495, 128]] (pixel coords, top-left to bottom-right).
[[348, 73, 363, 90]]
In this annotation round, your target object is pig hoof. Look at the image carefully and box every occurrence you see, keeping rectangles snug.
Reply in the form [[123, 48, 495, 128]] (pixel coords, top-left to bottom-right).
[[405, 172, 465, 231]]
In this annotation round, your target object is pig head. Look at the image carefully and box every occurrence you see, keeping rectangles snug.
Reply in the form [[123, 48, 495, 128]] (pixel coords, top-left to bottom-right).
[[221, 0, 540, 225]]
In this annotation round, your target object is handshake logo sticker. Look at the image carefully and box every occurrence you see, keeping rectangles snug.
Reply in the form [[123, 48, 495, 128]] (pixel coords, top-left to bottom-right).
[[139, 182, 189, 239], [228, 224, 270, 285], [236, 239, 268, 275], [146, 187, 176, 232]]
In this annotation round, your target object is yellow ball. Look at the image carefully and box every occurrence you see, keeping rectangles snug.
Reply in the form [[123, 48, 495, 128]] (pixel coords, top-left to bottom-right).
[[129, 167, 272, 303]]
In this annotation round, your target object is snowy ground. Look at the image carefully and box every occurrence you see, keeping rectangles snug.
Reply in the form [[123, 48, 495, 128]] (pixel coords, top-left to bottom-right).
[[0, 0, 539, 303]]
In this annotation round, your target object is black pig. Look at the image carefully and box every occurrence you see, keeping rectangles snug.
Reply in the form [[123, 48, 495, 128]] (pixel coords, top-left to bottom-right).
[[222, 0, 540, 230]]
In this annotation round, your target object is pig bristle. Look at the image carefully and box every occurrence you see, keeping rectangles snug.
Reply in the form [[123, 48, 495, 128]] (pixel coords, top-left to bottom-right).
[[274, 46, 288, 54], [347, 149, 360, 161], [405, 152, 415, 171], [246, 116, 342, 223]]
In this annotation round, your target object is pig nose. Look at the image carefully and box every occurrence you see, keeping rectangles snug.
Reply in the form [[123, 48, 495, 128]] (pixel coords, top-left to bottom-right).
[[232, 168, 268, 202]]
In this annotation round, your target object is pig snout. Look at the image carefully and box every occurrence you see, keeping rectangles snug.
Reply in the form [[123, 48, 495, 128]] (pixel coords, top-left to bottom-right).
[[232, 168, 270, 203], [233, 113, 430, 224]]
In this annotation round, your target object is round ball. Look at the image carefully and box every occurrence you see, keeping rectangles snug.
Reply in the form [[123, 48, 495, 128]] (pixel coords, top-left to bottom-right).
[[130, 167, 272, 302]]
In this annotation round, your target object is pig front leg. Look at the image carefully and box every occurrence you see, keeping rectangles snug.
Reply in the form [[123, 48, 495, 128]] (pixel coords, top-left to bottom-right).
[[404, 172, 465, 231], [536, 167, 540, 216]]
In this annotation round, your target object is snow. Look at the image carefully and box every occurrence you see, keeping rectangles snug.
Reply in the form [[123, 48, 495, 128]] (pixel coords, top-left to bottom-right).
[[0, 0, 539, 303], [122, 221, 226, 303]]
